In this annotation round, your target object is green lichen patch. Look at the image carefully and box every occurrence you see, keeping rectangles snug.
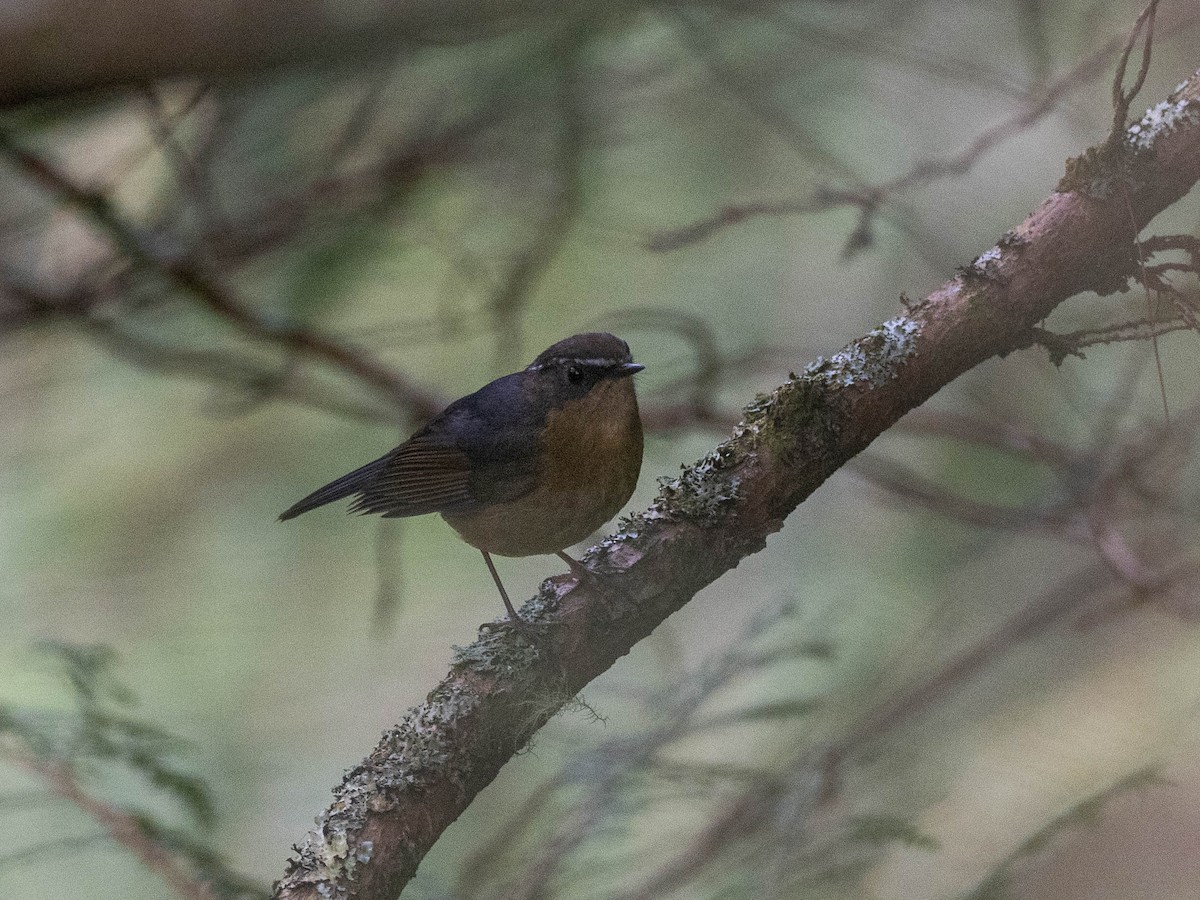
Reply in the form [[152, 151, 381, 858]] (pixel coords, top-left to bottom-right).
[[1059, 143, 1125, 199], [292, 801, 370, 895], [451, 627, 544, 676], [653, 440, 745, 521]]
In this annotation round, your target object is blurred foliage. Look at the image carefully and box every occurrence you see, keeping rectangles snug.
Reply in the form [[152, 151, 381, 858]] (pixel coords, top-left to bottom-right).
[[0, 643, 265, 898], [2, 0, 1200, 898]]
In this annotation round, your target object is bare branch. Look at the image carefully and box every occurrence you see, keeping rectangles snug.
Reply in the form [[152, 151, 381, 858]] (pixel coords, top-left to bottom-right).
[[647, 41, 1112, 252], [9, 755, 220, 900], [0, 131, 445, 422]]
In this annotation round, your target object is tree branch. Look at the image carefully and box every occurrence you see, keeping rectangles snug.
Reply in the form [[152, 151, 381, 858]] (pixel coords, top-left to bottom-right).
[[10, 755, 220, 900], [0, 132, 445, 422], [273, 70, 1200, 900]]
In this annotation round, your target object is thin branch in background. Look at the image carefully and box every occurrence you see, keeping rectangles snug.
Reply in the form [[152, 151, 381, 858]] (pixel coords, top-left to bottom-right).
[[0, 643, 267, 899], [455, 594, 809, 900], [771, 10, 1036, 101], [141, 84, 232, 239], [318, 61, 398, 182], [866, 392, 1200, 598], [194, 73, 511, 272], [666, 8, 959, 267], [0, 130, 446, 421], [372, 519, 407, 635], [605, 308, 724, 416], [1015, 0, 1054, 83], [0, 831, 111, 875], [890, 408, 1079, 469], [849, 454, 1083, 535], [614, 549, 1150, 900], [454, 777, 566, 900], [0, 790, 57, 813], [648, 30, 1120, 254], [0, 273, 395, 424], [86, 82, 215, 203], [484, 33, 589, 365], [958, 769, 1163, 900], [7, 756, 222, 900]]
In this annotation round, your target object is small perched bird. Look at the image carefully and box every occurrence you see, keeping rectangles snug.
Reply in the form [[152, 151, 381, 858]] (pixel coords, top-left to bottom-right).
[[280, 332, 644, 621]]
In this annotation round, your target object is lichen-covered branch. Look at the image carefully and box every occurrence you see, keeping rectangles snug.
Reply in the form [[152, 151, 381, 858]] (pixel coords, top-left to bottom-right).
[[273, 71, 1200, 900]]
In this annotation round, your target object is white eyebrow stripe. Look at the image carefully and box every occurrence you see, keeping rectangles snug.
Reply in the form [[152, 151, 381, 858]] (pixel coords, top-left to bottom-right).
[[527, 357, 619, 371]]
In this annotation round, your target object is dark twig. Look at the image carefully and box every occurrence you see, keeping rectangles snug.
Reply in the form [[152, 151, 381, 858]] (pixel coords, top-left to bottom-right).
[[0, 274, 394, 424], [650, 28, 1122, 254], [140, 84, 231, 237], [1109, 0, 1161, 140], [0, 130, 444, 422], [1032, 316, 1194, 356]]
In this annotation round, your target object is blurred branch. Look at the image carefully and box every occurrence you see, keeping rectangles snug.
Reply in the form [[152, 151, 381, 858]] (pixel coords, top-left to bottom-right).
[[0, 130, 445, 423], [455, 595, 806, 900], [647, 14, 1178, 255], [666, 8, 958, 265], [484, 32, 589, 360], [199, 84, 511, 268], [0, 275, 396, 425], [273, 69, 1200, 900], [6, 755, 220, 900], [0, 643, 266, 900], [960, 769, 1163, 900], [0, 1, 562, 107]]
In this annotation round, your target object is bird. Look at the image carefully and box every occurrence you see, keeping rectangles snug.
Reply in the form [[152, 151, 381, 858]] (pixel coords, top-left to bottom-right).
[[279, 332, 644, 622]]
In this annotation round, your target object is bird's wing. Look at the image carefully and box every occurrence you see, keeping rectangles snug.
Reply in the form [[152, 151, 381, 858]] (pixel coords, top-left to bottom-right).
[[353, 372, 543, 518], [351, 434, 480, 517]]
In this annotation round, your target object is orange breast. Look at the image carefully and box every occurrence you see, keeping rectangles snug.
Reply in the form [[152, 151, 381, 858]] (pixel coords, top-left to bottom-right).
[[443, 378, 643, 557]]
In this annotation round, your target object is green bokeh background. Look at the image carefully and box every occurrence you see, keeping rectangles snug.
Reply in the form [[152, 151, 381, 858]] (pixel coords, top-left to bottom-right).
[[3, 1, 1200, 898]]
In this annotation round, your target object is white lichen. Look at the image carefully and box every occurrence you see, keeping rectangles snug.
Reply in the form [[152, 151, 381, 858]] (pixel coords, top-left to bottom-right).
[[1126, 90, 1200, 152], [815, 316, 922, 388], [973, 246, 1002, 269]]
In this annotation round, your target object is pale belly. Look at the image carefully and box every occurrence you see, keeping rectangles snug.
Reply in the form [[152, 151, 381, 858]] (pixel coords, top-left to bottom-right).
[[443, 472, 637, 557]]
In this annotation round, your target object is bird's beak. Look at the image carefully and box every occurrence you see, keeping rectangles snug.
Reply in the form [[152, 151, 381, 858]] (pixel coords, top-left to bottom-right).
[[615, 362, 645, 377]]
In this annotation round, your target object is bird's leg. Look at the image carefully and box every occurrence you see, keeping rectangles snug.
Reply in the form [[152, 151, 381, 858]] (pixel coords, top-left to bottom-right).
[[481, 550, 523, 623]]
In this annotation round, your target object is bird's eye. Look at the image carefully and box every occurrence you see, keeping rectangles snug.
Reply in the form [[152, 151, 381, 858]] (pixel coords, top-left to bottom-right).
[[566, 365, 584, 384]]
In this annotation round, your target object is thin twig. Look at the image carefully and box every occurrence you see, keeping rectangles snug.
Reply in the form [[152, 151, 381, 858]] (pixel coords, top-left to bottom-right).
[[0, 130, 444, 421], [1109, 0, 1161, 139], [10, 755, 220, 900], [649, 29, 1121, 254]]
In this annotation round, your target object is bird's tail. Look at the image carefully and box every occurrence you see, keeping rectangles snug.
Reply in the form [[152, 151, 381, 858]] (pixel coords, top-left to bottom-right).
[[278, 455, 388, 521]]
